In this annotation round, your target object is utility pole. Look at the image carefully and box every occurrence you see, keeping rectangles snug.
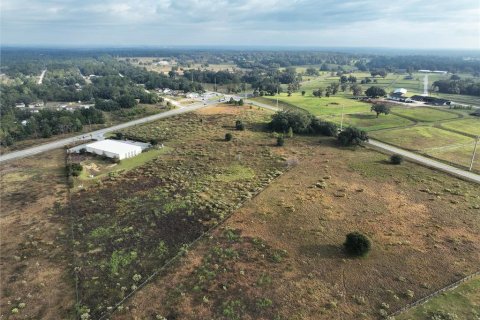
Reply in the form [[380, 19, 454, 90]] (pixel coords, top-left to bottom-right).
[[340, 104, 345, 131], [276, 87, 279, 109], [469, 136, 479, 171]]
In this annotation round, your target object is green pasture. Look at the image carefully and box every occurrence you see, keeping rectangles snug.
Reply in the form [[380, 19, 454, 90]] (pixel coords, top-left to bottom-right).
[[261, 93, 371, 116], [440, 118, 480, 136], [397, 276, 480, 320], [324, 112, 413, 131], [370, 126, 473, 151], [392, 107, 460, 122]]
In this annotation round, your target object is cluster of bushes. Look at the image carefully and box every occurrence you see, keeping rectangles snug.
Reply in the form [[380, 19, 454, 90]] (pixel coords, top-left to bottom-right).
[[268, 110, 338, 136], [268, 110, 369, 146], [227, 98, 244, 106], [337, 127, 369, 146], [66, 163, 83, 177]]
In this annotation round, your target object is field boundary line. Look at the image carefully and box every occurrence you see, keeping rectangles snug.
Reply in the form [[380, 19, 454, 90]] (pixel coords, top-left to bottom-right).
[[65, 149, 81, 319], [389, 271, 480, 317], [96, 163, 294, 320]]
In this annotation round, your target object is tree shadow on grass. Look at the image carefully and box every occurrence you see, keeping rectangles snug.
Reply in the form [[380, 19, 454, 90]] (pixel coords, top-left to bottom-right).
[[298, 244, 345, 259], [349, 113, 376, 120]]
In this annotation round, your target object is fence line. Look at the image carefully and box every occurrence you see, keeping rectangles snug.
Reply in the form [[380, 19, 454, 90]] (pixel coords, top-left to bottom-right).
[[389, 271, 480, 317], [85, 163, 295, 320], [65, 149, 81, 319]]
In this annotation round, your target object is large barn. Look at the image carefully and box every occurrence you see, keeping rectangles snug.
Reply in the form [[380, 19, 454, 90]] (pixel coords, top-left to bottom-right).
[[85, 139, 142, 160]]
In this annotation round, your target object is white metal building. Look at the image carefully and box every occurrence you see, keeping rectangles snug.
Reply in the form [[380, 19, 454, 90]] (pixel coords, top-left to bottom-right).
[[85, 139, 142, 160]]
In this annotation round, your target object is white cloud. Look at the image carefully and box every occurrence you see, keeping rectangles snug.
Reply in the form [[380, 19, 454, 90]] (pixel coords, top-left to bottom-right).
[[0, 0, 478, 48]]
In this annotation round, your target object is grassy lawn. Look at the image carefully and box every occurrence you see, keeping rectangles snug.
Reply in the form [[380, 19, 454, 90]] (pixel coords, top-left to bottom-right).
[[392, 107, 460, 122], [323, 112, 414, 131], [370, 126, 473, 151], [440, 118, 480, 136], [260, 93, 371, 116], [397, 276, 480, 320]]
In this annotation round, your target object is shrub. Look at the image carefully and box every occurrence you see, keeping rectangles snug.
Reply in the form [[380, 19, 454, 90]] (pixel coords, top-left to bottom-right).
[[235, 120, 245, 131], [311, 118, 338, 136], [344, 232, 371, 256], [66, 163, 83, 177], [338, 127, 368, 146], [225, 133, 233, 141], [277, 136, 285, 146], [390, 154, 404, 165]]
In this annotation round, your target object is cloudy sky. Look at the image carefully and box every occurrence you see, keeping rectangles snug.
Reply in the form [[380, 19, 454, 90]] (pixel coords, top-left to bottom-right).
[[1, 0, 479, 48]]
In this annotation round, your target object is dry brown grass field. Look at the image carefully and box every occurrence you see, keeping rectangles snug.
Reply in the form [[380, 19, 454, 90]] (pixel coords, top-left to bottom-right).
[[1, 105, 479, 320], [0, 149, 75, 319], [112, 133, 480, 320]]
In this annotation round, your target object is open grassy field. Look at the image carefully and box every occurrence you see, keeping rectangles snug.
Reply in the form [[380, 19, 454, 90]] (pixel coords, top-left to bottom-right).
[[397, 276, 480, 320], [66, 105, 291, 319], [391, 107, 460, 122], [112, 135, 480, 320], [425, 143, 480, 172], [323, 113, 414, 131], [258, 93, 371, 116], [440, 118, 480, 136], [254, 94, 479, 172], [0, 149, 75, 319], [369, 126, 473, 151]]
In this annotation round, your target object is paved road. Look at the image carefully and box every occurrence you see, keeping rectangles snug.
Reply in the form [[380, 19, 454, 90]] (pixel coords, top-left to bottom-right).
[[0, 100, 212, 163], [367, 139, 480, 184], [246, 98, 480, 184]]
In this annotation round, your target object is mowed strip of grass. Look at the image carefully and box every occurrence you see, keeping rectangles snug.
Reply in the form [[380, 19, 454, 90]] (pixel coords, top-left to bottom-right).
[[392, 107, 459, 122], [440, 118, 480, 136], [370, 126, 473, 151], [323, 112, 413, 131], [261, 93, 371, 116], [397, 276, 480, 320]]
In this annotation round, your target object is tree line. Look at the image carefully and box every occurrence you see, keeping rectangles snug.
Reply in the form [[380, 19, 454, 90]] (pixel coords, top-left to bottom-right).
[[1, 107, 105, 146]]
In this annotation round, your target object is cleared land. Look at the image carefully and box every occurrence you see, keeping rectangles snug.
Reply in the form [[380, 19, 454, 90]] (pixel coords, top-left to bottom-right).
[[397, 276, 480, 320], [67, 105, 288, 318], [113, 135, 480, 320], [0, 149, 75, 319]]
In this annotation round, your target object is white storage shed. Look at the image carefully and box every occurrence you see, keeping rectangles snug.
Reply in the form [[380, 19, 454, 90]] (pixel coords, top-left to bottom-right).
[[85, 139, 142, 160]]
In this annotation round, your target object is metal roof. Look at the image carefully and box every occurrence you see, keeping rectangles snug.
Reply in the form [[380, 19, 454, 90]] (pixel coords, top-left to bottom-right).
[[86, 139, 142, 155]]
